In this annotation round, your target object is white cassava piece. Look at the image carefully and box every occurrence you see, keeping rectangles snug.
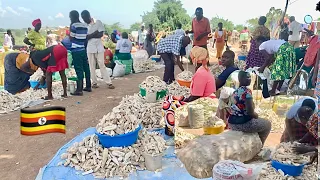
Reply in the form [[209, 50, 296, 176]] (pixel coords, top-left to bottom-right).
[[176, 71, 193, 81], [139, 128, 166, 156], [176, 131, 262, 178], [140, 76, 167, 93], [258, 142, 317, 180], [29, 68, 44, 81]]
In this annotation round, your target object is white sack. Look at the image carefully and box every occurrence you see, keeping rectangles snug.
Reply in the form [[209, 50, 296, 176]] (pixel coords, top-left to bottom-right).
[[112, 61, 126, 77]]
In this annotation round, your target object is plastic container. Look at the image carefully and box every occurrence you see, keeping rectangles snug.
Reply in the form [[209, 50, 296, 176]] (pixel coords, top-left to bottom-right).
[[271, 160, 305, 176], [203, 125, 225, 135], [139, 87, 167, 100], [96, 125, 142, 148], [177, 79, 191, 88], [29, 80, 47, 89], [151, 55, 161, 62], [68, 82, 76, 94], [238, 55, 246, 61], [142, 152, 163, 171]]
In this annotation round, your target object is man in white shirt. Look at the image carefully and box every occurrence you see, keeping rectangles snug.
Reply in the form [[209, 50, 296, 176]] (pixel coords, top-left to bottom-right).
[[288, 16, 303, 48], [138, 24, 147, 49], [81, 10, 115, 89]]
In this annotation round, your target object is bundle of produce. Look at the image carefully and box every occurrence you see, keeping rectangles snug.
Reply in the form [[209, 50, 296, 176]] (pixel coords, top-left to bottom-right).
[[209, 64, 225, 77], [118, 94, 163, 129], [96, 105, 140, 136], [175, 127, 197, 149], [140, 76, 167, 93], [258, 142, 317, 180], [176, 71, 193, 81], [167, 81, 190, 97], [29, 68, 44, 81], [256, 108, 285, 132], [139, 129, 166, 155], [133, 59, 157, 73]]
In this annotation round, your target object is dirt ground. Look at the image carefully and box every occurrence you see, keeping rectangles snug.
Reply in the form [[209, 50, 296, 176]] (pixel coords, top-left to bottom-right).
[[0, 44, 281, 180]]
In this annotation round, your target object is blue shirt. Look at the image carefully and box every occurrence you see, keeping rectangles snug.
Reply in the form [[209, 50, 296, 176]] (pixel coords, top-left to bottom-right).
[[61, 37, 71, 50], [217, 66, 239, 89], [70, 22, 88, 52]]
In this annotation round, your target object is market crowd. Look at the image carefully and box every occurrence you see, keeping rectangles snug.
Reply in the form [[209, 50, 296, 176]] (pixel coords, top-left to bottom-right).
[[2, 3, 319, 163]]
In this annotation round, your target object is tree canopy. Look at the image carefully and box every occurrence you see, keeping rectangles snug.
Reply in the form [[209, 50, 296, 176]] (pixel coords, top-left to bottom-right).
[[210, 16, 235, 31], [141, 0, 191, 31]]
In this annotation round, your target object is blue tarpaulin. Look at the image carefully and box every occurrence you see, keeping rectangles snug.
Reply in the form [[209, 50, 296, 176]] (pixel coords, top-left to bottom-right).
[[36, 127, 209, 180]]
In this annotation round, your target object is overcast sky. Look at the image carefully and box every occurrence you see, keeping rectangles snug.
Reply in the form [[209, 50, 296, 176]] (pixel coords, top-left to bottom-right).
[[0, 0, 319, 29]]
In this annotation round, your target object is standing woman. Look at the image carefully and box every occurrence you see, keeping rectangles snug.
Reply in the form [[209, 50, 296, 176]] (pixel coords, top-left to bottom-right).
[[246, 16, 270, 69], [257, 37, 296, 96], [28, 45, 69, 99], [213, 22, 227, 61], [24, 19, 46, 50]]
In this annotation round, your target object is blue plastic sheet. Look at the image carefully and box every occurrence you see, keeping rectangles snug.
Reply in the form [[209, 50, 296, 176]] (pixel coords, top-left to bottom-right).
[[36, 127, 209, 180]]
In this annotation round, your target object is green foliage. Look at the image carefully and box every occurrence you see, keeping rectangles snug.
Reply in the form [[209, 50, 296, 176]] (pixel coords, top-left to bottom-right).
[[130, 22, 142, 31], [104, 22, 130, 35], [234, 24, 245, 32], [141, 0, 191, 31], [104, 40, 116, 53], [210, 16, 235, 31]]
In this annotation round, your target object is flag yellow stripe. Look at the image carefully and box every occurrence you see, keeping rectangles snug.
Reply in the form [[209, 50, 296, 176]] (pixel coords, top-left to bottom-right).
[[21, 110, 65, 118], [21, 124, 66, 132]]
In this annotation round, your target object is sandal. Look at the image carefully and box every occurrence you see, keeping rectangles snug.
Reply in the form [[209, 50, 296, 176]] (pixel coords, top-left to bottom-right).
[[108, 84, 115, 89], [92, 84, 99, 89], [42, 96, 53, 100]]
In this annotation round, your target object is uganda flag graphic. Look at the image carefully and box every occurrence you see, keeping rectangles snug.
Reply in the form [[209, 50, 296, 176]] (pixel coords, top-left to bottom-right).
[[20, 106, 66, 136]]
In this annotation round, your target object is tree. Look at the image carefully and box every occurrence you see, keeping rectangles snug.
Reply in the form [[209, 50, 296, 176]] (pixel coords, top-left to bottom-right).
[[210, 16, 234, 31], [104, 22, 129, 35], [130, 22, 142, 32], [234, 24, 245, 32], [141, 0, 191, 31]]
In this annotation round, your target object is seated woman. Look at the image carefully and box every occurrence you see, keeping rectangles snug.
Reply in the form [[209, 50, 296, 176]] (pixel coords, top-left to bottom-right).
[[163, 46, 216, 136], [115, 32, 132, 60], [256, 37, 296, 96], [281, 97, 318, 145], [216, 50, 239, 90], [293, 113, 318, 165], [23, 44, 69, 100], [228, 71, 271, 145], [4, 52, 38, 94]]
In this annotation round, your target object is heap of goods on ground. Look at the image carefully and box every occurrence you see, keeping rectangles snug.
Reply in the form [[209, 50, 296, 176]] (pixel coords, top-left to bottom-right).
[[258, 142, 317, 180]]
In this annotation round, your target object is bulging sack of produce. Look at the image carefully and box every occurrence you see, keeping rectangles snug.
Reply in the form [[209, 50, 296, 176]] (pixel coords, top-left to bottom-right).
[[133, 50, 148, 61], [95, 67, 112, 78], [112, 60, 126, 77], [212, 160, 262, 180], [188, 104, 204, 129], [175, 105, 189, 127]]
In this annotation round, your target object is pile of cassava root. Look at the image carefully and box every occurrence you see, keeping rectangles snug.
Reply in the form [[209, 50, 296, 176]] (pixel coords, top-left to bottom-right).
[[59, 127, 166, 178], [0, 82, 64, 114], [140, 76, 167, 93], [258, 142, 317, 180], [176, 71, 193, 81]]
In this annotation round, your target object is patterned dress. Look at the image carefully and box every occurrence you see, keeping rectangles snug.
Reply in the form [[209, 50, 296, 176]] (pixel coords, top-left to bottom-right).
[[270, 42, 296, 81]]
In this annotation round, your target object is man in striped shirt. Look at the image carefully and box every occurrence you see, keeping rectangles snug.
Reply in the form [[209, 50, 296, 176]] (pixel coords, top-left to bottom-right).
[[69, 10, 91, 96]]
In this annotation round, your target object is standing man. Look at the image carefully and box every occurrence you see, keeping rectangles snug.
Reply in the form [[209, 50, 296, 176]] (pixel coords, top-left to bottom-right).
[[81, 10, 115, 89], [69, 10, 92, 96], [157, 35, 190, 84], [138, 24, 147, 49], [288, 16, 303, 48], [186, 7, 211, 71], [4, 30, 13, 49]]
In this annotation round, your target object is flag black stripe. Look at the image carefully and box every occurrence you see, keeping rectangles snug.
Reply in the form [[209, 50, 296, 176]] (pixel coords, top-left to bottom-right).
[[21, 120, 65, 127], [21, 106, 66, 114]]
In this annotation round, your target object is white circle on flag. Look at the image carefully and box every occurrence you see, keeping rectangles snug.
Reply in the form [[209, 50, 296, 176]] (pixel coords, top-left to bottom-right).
[[38, 117, 47, 125]]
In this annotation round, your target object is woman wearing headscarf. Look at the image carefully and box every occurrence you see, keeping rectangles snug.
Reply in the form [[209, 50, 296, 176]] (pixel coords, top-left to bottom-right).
[[256, 37, 296, 96], [162, 46, 216, 136], [4, 52, 39, 94], [26, 45, 69, 100], [24, 19, 46, 50], [246, 16, 270, 69]]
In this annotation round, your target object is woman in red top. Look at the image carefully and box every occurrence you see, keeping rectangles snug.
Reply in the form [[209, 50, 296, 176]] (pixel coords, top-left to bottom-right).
[[27, 45, 69, 100]]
